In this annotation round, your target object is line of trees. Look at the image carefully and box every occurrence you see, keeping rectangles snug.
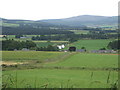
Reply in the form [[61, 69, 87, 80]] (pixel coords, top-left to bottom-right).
[[2, 39, 36, 51], [36, 45, 59, 51], [32, 33, 118, 41], [2, 39, 59, 51], [2, 27, 74, 35]]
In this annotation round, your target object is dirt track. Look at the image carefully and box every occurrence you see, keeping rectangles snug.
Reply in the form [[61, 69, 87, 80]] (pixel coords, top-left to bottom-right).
[[0, 61, 25, 65]]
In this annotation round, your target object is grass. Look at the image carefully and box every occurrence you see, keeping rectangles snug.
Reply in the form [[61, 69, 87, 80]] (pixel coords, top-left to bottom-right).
[[45, 53, 118, 68], [2, 51, 118, 88], [65, 39, 114, 50], [2, 38, 118, 88], [3, 69, 118, 88], [2, 51, 66, 62]]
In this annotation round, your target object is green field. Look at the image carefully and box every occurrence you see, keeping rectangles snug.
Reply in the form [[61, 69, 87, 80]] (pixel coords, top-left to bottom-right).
[[69, 30, 89, 34], [2, 51, 66, 62], [45, 53, 118, 68], [2, 51, 118, 88], [3, 69, 118, 88], [65, 39, 113, 50]]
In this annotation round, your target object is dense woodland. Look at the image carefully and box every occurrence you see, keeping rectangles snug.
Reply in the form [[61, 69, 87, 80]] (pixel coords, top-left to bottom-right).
[[2, 27, 74, 35]]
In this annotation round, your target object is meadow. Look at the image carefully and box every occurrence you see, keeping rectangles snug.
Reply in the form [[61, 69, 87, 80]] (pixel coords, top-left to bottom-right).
[[3, 69, 118, 88], [2, 51, 118, 88]]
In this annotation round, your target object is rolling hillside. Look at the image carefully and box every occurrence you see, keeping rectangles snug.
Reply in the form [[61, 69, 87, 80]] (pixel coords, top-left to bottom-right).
[[41, 15, 117, 27]]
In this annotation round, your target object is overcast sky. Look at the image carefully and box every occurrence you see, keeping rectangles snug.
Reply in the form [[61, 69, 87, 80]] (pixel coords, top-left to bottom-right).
[[0, 0, 119, 20]]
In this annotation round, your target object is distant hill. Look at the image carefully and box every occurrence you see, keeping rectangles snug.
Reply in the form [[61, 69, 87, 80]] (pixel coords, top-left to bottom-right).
[[1, 18, 76, 35], [40, 15, 118, 27], [1, 18, 85, 28]]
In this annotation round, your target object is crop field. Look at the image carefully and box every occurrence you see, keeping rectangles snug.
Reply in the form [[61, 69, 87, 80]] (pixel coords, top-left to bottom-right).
[[2, 51, 118, 88], [65, 39, 114, 50]]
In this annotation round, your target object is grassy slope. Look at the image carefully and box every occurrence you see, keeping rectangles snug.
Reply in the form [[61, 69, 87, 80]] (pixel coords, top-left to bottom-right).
[[45, 53, 118, 68], [65, 39, 114, 50]]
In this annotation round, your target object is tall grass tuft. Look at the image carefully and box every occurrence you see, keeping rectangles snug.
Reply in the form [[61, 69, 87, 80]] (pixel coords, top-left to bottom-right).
[[107, 70, 111, 84]]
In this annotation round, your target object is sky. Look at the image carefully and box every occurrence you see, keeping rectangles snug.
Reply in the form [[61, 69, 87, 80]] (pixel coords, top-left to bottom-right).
[[0, 0, 119, 20]]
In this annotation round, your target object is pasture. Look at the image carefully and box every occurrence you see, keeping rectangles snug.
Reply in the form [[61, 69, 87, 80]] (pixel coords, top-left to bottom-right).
[[65, 39, 114, 50], [2, 51, 118, 88]]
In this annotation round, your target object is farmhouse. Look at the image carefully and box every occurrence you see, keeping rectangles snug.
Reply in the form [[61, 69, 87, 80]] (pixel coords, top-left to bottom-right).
[[57, 44, 65, 49]]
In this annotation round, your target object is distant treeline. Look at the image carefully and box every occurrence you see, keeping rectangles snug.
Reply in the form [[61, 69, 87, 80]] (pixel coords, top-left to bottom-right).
[[2, 27, 74, 35], [32, 33, 118, 41], [2, 24, 117, 35]]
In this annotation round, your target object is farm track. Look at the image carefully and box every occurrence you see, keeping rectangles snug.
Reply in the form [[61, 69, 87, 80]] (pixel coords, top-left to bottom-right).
[[43, 52, 77, 64]]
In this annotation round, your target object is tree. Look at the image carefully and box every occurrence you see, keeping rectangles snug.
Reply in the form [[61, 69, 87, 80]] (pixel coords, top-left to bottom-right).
[[81, 47, 86, 52], [99, 48, 106, 50], [81, 47, 86, 49], [107, 40, 120, 50]]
